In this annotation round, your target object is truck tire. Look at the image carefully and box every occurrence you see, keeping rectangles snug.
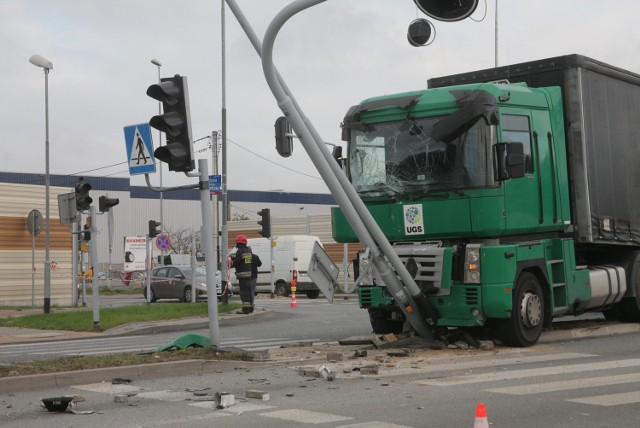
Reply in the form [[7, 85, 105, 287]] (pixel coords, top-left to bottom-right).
[[306, 290, 320, 299], [276, 282, 289, 297], [368, 308, 404, 335], [498, 272, 544, 347], [616, 251, 640, 322]]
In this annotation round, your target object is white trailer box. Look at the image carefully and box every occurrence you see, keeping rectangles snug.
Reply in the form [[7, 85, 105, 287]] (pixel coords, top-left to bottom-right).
[[230, 235, 323, 298]]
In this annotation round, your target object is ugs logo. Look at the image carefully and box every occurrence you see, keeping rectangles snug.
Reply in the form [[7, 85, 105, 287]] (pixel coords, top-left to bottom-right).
[[404, 205, 423, 234]]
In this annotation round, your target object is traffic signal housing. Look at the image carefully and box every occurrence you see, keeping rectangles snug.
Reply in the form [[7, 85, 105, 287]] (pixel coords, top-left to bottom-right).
[[99, 196, 120, 213], [413, 0, 479, 22], [148, 220, 161, 238], [274, 116, 293, 157], [75, 177, 92, 211], [257, 208, 271, 238], [147, 75, 195, 172]]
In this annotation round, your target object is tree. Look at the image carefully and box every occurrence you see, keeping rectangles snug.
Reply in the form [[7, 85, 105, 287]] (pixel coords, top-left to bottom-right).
[[167, 228, 201, 255]]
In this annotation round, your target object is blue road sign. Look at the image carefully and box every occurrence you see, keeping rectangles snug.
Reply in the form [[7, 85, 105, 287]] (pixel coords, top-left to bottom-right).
[[124, 123, 156, 175], [155, 234, 171, 251], [209, 174, 222, 194]]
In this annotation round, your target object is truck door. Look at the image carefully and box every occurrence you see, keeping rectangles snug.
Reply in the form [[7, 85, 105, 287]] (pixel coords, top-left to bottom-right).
[[502, 111, 559, 232]]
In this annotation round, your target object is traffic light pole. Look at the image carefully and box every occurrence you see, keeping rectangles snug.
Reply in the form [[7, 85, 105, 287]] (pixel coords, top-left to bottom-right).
[[89, 206, 100, 331], [142, 160, 220, 348]]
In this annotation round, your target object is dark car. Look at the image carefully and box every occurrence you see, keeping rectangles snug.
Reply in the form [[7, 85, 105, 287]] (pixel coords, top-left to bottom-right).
[[143, 265, 222, 303]]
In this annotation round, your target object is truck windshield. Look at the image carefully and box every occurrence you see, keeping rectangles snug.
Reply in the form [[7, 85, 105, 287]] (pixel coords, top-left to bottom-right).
[[349, 116, 496, 196]]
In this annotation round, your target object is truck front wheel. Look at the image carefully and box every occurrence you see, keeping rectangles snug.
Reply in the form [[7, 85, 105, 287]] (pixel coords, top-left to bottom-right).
[[498, 272, 545, 347], [368, 308, 404, 335]]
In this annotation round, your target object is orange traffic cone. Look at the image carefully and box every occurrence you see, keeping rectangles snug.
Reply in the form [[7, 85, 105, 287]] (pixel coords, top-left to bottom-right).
[[473, 402, 489, 428]]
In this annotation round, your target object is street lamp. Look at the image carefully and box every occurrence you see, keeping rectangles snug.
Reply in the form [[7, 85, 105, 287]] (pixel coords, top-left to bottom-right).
[[29, 54, 53, 314], [150, 58, 165, 265]]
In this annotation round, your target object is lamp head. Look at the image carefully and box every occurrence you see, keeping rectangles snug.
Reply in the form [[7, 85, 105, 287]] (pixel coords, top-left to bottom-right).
[[29, 54, 53, 70]]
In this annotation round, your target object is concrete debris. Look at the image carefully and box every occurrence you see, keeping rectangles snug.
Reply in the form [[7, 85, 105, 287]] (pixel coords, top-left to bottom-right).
[[386, 350, 410, 357], [214, 392, 235, 409], [356, 365, 379, 375], [246, 350, 270, 361], [114, 395, 128, 403], [351, 350, 368, 359], [326, 352, 342, 362], [246, 390, 270, 401], [112, 378, 132, 384], [477, 340, 495, 350], [454, 340, 470, 350], [318, 365, 336, 381]]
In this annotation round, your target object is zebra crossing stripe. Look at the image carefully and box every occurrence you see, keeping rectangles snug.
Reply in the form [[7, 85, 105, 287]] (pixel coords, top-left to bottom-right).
[[261, 409, 353, 424], [415, 358, 640, 386], [568, 391, 640, 406], [486, 372, 640, 395]]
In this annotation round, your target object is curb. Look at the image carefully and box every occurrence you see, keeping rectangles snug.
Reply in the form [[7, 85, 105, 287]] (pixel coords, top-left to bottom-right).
[[0, 359, 267, 394]]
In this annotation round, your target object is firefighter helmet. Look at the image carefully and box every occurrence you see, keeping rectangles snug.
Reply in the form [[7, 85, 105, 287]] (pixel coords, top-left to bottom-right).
[[235, 235, 248, 245]]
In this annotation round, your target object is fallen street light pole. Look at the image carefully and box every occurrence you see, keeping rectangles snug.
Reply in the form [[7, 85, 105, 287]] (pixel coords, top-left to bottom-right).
[[224, 0, 437, 339]]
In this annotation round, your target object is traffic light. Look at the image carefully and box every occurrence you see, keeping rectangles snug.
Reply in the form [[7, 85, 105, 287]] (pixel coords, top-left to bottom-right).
[[257, 208, 271, 238], [99, 195, 120, 213], [413, 0, 479, 22], [407, 19, 434, 47], [274, 116, 293, 157], [147, 74, 195, 172], [75, 177, 92, 211], [148, 220, 161, 238]]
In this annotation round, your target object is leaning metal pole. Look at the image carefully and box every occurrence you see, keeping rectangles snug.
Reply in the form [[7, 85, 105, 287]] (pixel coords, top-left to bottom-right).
[[225, 0, 435, 338]]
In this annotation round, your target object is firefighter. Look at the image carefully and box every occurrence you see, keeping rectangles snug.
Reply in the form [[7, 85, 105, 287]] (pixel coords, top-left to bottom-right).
[[232, 235, 253, 314]]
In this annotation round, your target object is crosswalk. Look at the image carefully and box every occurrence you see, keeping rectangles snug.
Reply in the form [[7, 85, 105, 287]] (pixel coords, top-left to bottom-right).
[[409, 351, 640, 408], [0, 335, 322, 361], [65, 349, 640, 428]]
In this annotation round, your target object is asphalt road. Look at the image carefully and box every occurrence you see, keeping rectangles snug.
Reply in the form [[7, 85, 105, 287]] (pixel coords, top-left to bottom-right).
[[2, 332, 640, 427], [0, 295, 371, 364]]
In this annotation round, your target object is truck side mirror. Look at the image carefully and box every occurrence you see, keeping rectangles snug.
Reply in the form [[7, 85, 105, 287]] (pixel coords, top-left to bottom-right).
[[494, 142, 525, 181]]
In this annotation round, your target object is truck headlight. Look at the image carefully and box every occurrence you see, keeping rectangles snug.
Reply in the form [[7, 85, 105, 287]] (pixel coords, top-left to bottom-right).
[[464, 244, 481, 284]]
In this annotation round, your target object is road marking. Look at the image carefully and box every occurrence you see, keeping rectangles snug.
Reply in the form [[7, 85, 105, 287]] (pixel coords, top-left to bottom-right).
[[261, 409, 353, 424], [568, 391, 640, 406], [415, 358, 640, 386], [338, 423, 413, 428], [190, 401, 274, 412], [486, 372, 640, 395]]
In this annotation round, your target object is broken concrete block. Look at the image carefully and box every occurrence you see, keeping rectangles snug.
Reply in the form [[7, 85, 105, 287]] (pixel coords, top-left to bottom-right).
[[477, 340, 495, 351], [246, 390, 270, 401], [383, 333, 398, 343], [114, 395, 128, 403], [326, 352, 342, 362], [360, 366, 379, 375], [214, 392, 235, 409]]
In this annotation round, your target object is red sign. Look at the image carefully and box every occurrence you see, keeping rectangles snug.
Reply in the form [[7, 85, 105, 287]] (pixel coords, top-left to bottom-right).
[[155, 234, 171, 251]]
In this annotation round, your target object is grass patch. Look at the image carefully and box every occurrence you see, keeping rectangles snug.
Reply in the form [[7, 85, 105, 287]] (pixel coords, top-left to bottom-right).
[[0, 302, 241, 332], [0, 347, 254, 378]]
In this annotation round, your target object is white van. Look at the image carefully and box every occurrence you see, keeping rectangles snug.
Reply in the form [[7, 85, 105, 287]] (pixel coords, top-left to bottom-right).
[[230, 235, 322, 299]]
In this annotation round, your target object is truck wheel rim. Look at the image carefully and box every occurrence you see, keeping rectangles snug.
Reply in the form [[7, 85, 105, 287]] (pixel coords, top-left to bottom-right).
[[520, 291, 541, 328]]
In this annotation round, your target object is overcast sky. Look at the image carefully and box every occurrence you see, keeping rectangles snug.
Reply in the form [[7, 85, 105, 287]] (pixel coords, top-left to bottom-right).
[[3, 0, 639, 194]]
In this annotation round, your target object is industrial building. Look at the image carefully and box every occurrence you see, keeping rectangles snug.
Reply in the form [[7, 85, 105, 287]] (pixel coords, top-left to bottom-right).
[[0, 172, 359, 306]]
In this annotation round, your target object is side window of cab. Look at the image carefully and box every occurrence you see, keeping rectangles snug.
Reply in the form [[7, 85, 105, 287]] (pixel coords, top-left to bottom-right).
[[501, 114, 533, 174]]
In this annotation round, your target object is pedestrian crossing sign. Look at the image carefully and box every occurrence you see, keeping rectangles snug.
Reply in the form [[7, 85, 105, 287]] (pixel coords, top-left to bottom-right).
[[124, 123, 156, 175]]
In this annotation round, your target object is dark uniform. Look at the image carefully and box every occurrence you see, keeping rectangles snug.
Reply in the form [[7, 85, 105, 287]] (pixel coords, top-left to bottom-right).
[[249, 249, 262, 311], [233, 243, 253, 314]]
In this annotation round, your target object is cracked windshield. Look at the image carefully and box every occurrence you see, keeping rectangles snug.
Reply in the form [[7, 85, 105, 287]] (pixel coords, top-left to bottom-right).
[[349, 117, 495, 197]]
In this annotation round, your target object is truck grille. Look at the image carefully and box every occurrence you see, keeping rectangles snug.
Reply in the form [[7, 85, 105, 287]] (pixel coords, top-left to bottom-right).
[[393, 245, 446, 292]]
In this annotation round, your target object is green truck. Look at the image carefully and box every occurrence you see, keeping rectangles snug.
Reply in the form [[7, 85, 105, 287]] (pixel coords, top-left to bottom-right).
[[332, 54, 640, 346]]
